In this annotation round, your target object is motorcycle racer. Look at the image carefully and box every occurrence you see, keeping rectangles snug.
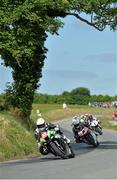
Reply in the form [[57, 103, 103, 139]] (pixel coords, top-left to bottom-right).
[[34, 117, 70, 155], [84, 114, 102, 135], [71, 115, 99, 146], [85, 113, 101, 125], [71, 116, 90, 142]]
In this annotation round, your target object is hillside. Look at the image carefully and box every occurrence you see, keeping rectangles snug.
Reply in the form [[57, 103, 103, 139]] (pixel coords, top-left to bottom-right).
[[0, 111, 37, 161]]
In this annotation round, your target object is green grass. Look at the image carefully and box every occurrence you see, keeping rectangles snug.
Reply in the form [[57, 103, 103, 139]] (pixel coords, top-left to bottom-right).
[[0, 104, 117, 162], [31, 104, 117, 131], [0, 111, 38, 162]]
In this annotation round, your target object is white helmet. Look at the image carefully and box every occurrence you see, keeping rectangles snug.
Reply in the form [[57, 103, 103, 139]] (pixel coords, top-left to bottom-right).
[[36, 118, 45, 129], [72, 117, 80, 126], [73, 115, 78, 120]]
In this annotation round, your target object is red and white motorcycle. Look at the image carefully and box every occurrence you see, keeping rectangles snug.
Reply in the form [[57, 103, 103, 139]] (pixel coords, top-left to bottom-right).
[[72, 124, 99, 147], [90, 119, 103, 135]]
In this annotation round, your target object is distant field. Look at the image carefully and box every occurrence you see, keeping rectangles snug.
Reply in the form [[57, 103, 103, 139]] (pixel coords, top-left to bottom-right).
[[31, 104, 117, 131]]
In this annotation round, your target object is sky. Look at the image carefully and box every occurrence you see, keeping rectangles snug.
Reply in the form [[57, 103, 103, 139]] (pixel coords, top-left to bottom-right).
[[0, 16, 117, 96]]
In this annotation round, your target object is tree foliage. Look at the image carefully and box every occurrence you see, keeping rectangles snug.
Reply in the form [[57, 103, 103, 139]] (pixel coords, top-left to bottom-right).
[[70, 87, 90, 104], [33, 87, 117, 105], [0, 0, 117, 124]]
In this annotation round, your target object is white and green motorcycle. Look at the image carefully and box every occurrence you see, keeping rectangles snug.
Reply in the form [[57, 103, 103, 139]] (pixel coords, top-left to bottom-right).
[[39, 129, 75, 159]]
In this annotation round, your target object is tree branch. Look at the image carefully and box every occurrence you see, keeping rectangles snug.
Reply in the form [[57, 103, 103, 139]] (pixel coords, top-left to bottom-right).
[[66, 12, 105, 31]]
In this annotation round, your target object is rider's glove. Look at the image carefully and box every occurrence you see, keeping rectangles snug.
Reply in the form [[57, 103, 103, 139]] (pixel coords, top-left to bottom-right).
[[54, 124, 60, 131], [54, 127, 59, 131], [98, 120, 101, 124], [63, 136, 70, 144]]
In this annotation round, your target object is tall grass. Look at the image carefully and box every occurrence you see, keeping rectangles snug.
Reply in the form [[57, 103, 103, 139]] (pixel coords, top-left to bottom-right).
[[0, 112, 38, 161]]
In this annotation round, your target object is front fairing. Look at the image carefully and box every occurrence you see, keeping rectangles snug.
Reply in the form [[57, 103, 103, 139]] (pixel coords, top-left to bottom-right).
[[90, 120, 98, 127]]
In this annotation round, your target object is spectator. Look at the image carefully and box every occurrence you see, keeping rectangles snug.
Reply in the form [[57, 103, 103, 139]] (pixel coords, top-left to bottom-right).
[[63, 103, 67, 109]]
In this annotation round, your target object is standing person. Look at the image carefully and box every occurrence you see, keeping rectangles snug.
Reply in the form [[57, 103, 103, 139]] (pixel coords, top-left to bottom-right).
[[63, 102, 67, 109], [112, 111, 117, 121]]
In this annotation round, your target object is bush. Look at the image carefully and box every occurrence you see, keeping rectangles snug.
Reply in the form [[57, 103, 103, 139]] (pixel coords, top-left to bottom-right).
[[0, 95, 5, 111]]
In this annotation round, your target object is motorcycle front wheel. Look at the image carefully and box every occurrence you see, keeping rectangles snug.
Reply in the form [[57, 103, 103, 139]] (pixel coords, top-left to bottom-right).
[[95, 126, 103, 135], [66, 144, 75, 158], [86, 134, 99, 147]]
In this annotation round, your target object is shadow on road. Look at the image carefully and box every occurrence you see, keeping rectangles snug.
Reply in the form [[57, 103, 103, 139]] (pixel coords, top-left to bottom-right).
[[98, 141, 117, 149], [0, 155, 62, 167], [70, 141, 97, 155]]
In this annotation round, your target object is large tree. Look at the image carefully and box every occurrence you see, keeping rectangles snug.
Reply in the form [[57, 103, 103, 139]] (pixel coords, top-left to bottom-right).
[[0, 0, 117, 124], [70, 87, 90, 104]]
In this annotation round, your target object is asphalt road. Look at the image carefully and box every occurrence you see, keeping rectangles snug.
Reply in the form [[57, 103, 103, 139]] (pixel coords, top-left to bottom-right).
[[0, 118, 117, 179]]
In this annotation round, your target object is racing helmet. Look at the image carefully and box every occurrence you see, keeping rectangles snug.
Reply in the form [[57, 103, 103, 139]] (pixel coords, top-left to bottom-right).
[[73, 115, 78, 120], [79, 115, 85, 123], [72, 117, 80, 126], [36, 118, 46, 129]]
